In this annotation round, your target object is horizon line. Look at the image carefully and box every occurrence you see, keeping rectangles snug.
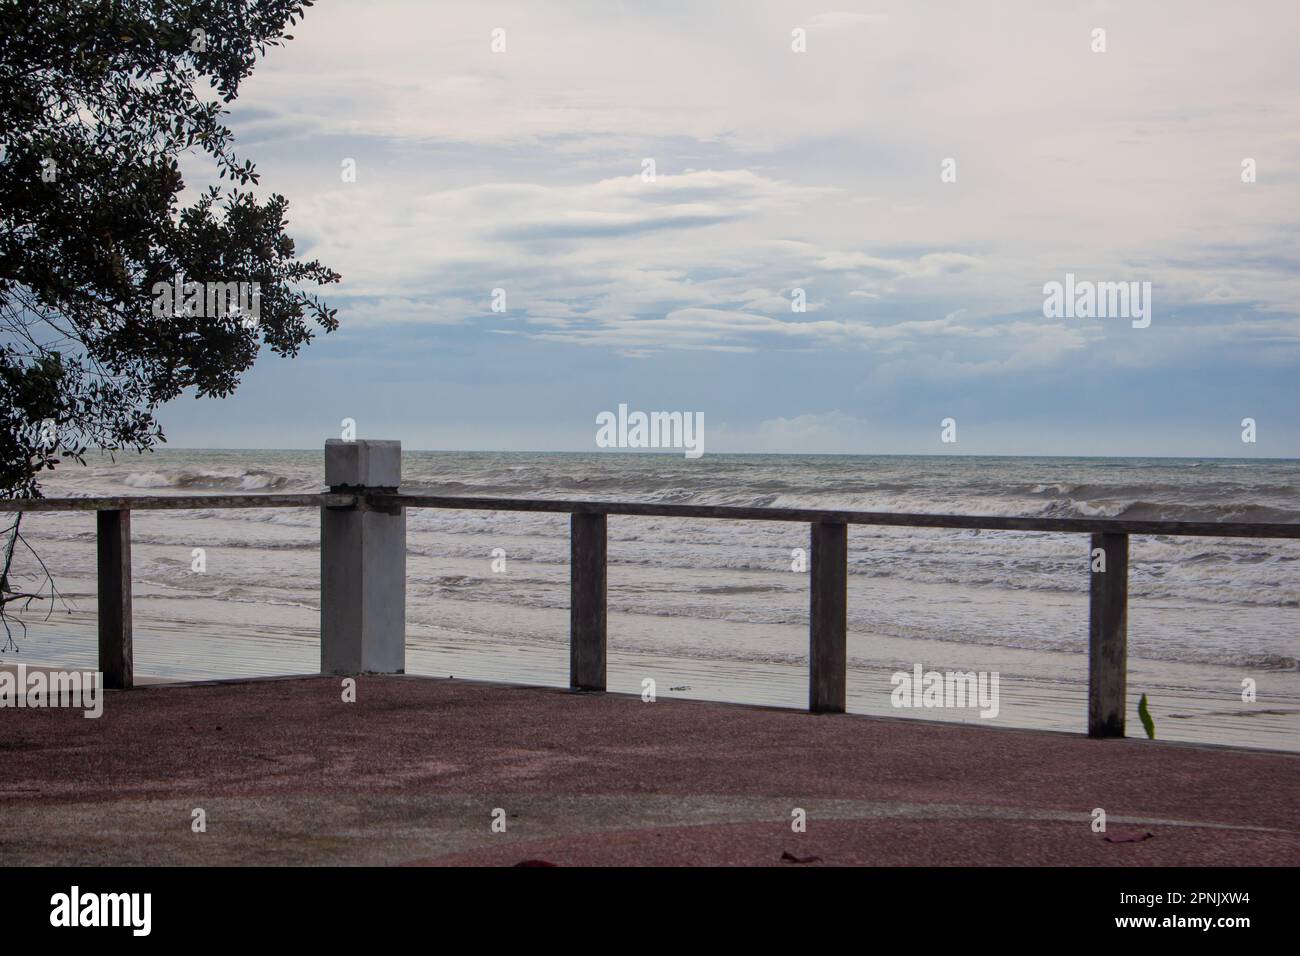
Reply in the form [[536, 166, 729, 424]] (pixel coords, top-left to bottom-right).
[[84, 446, 1300, 463]]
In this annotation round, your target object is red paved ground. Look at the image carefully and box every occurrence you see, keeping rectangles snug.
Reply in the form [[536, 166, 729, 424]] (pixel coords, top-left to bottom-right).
[[1, 675, 1295, 866], [418, 819, 1299, 867]]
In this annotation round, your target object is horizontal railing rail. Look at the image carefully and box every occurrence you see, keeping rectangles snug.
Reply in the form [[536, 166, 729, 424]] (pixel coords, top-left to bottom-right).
[[374, 494, 1300, 538], [8, 491, 1299, 538], [8, 440, 1297, 741], [0, 493, 357, 512]]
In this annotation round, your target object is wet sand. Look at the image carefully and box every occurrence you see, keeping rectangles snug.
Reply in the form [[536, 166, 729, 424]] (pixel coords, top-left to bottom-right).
[[8, 611, 1297, 752]]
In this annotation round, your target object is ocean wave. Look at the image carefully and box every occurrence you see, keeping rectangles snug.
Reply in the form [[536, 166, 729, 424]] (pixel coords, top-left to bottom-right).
[[26, 449, 1300, 673], [1037, 498, 1299, 523], [123, 468, 292, 491]]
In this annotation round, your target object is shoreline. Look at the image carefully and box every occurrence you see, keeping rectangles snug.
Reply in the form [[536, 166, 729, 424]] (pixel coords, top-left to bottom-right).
[[9, 614, 1296, 752]]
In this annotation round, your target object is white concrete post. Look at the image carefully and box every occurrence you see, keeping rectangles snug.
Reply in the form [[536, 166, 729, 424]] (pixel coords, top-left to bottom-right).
[[321, 439, 405, 674]]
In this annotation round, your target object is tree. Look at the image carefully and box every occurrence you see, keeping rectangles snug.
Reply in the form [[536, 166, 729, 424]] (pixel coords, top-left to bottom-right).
[[0, 0, 339, 500]]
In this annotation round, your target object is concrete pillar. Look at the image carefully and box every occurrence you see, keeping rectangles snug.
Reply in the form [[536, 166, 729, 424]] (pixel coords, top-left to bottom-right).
[[321, 439, 405, 674]]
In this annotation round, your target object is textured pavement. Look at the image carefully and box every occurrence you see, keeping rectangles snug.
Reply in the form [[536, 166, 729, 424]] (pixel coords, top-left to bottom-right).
[[1, 675, 1295, 866]]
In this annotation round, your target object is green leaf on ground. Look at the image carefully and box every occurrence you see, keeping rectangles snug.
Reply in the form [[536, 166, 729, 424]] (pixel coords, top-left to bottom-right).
[[1138, 693, 1156, 739]]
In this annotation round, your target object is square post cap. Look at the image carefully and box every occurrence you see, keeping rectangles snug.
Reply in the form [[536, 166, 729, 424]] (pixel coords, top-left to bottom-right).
[[325, 439, 401, 489]]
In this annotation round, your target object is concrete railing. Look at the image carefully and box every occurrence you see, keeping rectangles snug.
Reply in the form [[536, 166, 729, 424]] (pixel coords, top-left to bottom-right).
[[5, 439, 1298, 738]]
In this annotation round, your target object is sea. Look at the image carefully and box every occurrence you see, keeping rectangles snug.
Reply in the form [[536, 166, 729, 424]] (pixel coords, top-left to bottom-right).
[[7, 450, 1298, 750]]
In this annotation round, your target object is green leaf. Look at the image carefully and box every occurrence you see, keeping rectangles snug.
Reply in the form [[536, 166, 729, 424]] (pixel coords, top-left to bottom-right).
[[1137, 693, 1156, 740]]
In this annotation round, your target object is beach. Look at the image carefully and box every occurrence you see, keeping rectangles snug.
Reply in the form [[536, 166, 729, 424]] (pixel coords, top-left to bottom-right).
[[5, 449, 1298, 751]]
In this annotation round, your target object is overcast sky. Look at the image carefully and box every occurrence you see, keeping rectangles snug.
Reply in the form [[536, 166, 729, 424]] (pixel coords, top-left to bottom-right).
[[161, 0, 1299, 457]]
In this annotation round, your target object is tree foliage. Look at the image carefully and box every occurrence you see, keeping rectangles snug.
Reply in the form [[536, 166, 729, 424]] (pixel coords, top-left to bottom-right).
[[0, 0, 339, 497]]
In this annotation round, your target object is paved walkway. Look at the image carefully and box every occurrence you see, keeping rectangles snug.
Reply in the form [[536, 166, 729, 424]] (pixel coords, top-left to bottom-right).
[[1, 675, 1295, 865]]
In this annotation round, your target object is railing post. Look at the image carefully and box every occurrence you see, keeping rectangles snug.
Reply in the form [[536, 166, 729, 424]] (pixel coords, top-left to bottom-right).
[[96, 509, 133, 689], [1088, 532, 1129, 738], [321, 440, 405, 674], [570, 511, 607, 691], [809, 520, 847, 713]]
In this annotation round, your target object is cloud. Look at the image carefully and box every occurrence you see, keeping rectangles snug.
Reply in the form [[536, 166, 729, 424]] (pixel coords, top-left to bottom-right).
[[153, 0, 1300, 455], [806, 12, 891, 31]]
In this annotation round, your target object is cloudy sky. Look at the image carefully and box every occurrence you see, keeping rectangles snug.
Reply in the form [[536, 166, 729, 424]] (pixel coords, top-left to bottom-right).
[[162, 0, 1300, 456]]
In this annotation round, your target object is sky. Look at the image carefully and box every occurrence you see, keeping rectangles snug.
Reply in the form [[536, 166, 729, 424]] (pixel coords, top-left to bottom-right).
[[159, 0, 1300, 457]]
